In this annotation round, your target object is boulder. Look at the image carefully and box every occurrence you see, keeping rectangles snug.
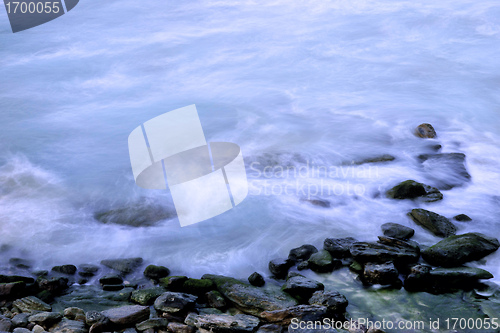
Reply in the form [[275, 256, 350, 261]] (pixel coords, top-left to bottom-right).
[[51, 319, 86, 333], [37, 277, 69, 294], [182, 278, 215, 296], [307, 251, 341, 273], [248, 272, 265, 287], [269, 259, 293, 279], [308, 291, 348, 314], [403, 264, 432, 292], [350, 241, 419, 264], [135, 318, 168, 331], [11, 313, 29, 327], [323, 238, 357, 258], [260, 305, 328, 325], [13, 296, 51, 313], [429, 267, 493, 281], [77, 264, 99, 277], [52, 265, 77, 275], [418, 153, 471, 190], [202, 275, 298, 317], [0, 275, 34, 284], [153, 292, 197, 314], [422, 233, 500, 267], [415, 123, 437, 138], [159, 276, 188, 291], [143, 265, 170, 280], [100, 258, 143, 275], [281, 273, 324, 302], [28, 312, 63, 327], [185, 313, 259, 333], [408, 209, 457, 237], [206, 290, 226, 309], [101, 305, 149, 326], [381, 223, 415, 240], [131, 287, 166, 305], [454, 214, 472, 222], [288, 245, 318, 263], [363, 262, 399, 286], [0, 281, 26, 299], [386, 180, 442, 202], [99, 275, 123, 285], [0, 316, 11, 332]]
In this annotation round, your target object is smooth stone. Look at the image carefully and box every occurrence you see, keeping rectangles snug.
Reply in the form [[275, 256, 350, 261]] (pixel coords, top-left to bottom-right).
[[101, 305, 149, 326], [408, 209, 457, 237], [303, 199, 331, 208], [269, 258, 294, 279], [143, 265, 170, 280], [99, 275, 123, 285], [185, 313, 259, 333], [85, 311, 107, 326], [206, 290, 226, 309], [11, 313, 29, 327], [153, 292, 197, 314], [381, 223, 415, 240], [308, 250, 341, 273], [415, 123, 437, 138], [429, 267, 493, 280], [202, 274, 298, 317], [0, 281, 26, 299], [94, 203, 175, 227], [37, 277, 69, 294], [281, 273, 324, 302], [13, 296, 51, 313], [363, 262, 400, 286], [32, 325, 45, 333], [422, 233, 500, 267], [248, 272, 265, 287], [100, 258, 143, 275], [136, 318, 168, 331], [350, 241, 419, 264], [52, 265, 77, 275], [323, 237, 357, 258], [260, 305, 328, 325], [0, 316, 11, 332], [77, 265, 99, 277], [51, 319, 86, 333], [403, 264, 432, 292], [63, 307, 85, 321], [386, 180, 443, 202], [454, 214, 472, 222], [182, 278, 215, 296], [288, 245, 318, 262], [130, 287, 166, 305], [308, 290, 348, 313], [28, 312, 63, 327], [350, 154, 396, 165], [418, 153, 471, 190], [13, 328, 31, 333]]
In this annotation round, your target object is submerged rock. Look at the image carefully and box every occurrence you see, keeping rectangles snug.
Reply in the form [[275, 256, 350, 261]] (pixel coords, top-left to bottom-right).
[[363, 262, 400, 286], [202, 274, 297, 317], [350, 241, 419, 265], [386, 180, 443, 202], [408, 209, 457, 237], [288, 245, 318, 263], [303, 199, 331, 208], [52, 265, 77, 275], [454, 214, 472, 222], [418, 153, 471, 190], [94, 202, 175, 227], [185, 313, 259, 333], [248, 272, 265, 287], [78, 265, 99, 277], [415, 123, 437, 138], [381, 223, 415, 240], [323, 237, 357, 258], [308, 291, 348, 314], [281, 273, 324, 302], [422, 233, 500, 267], [351, 154, 396, 165], [100, 258, 143, 275], [307, 250, 341, 273]]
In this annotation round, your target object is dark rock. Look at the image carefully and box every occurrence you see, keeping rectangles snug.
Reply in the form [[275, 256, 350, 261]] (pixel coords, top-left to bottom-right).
[[202, 274, 298, 317], [185, 313, 259, 333], [415, 123, 436, 138], [408, 209, 457, 237], [99, 275, 123, 285], [206, 290, 226, 309], [422, 233, 500, 267], [351, 154, 396, 165], [323, 237, 357, 258], [288, 245, 318, 263], [269, 259, 293, 279], [350, 241, 419, 264], [78, 265, 99, 277], [37, 277, 69, 294], [248, 272, 265, 287], [9, 258, 32, 269], [349, 261, 363, 274], [13, 328, 31, 333], [363, 262, 399, 285], [102, 284, 124, 291], [281, 273, 324, 302], [101, 305, 149, 326], [386, 180, 442, 202], [143, 265, 170, 280], [308, 291, 348, 314], [52, 319, 86, 333], [33, 270, 48, 278], [0, 316, 11, 332], [13, 296, 51, 313], [167, 322, 194, 333], [0, 281, 26, 299], [100, 258, 143, 275], [303, 199, 331, 208], [429, 267, 493, 281], [297, 261, 309, 270], [260, 305, 328, 325], [418, 153, 471, 190], [153, 292, 197, 314], [11, 313, 29, 327], [52, 265, 77, 275], [159, 276, 188, 291], [136, 318, 168, 331], [0, 275, 34, 284], [63, 307, 85, 321], [182, 278, 215, 296], [377, 236, 420, 252], [307, 250, 341, 273], [454, 214, 472, 222], [131, 287, 166, 305], [381, 223, 415, 240], [404, 264, 432, 292], [85, 311, 107, 326], [94, 202, 175, 227], [28, 312, 63, 327], [257, 324, 283, 333]]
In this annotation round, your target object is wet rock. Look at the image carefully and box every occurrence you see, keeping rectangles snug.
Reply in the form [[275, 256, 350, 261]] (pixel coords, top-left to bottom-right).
[[167, 322, 194, 333], [403, 264, 432, 292], [52, 265, 77, 275], [185, 313, 259, 333], [454, 214, 472, 222], [308, 291, 348, 314], [256, 324, 283, 333], [13, 328, 31, 333], [281, 273, 324, 302], [52, 319, 86, 333], [101, 305, 149, 326], [351, 154, 396, 165], [130, 287, 165, 305], [418, 153, 471, 190], [350, 241, 419, 264], [94, 202, 175, 227], [9, 258, 32, 269], [99, 275, 123, 285], [0, 315, 11, 332], [28, 312, 63, 327], [260, 305, 327, 325], [381, 223, 414, 240], [159, 276, 188, 291], [182, 278, 215, 296], [143, 265, 170, 280], [408, 209, 457, 237], [32, 324, 44, 333], [363, 262, 399, 286], [415, 123, 437, 138], [85, 311, 107, 326], [0, 275, 34, 284], [63, 308, 85, 321], [248, 272, 265, 287], [202, 275, 298, 317], [0, 281, 26, 299], [206, 290, 226, 309], [430, 267, 493, 281], [37, 277, 69, 294], [297, 261, 309, 271], [153, 292, 197, 314], [303, 199, 331, 208], [377, 236, 419, 252], [100, 258, 143, 275], [77, 265, 99, 277], [422, 233, 500, 267], [308, 251, 341, 273], [386, 180, 442, 202], [11, 313, 29, 327], [136, 318, 168, 331], [102, 284, 124, 291], [269, 259, 293, 279], [13, 296, 51, 313], [323, 237, 357, 258], [288, 245, 318, 263]]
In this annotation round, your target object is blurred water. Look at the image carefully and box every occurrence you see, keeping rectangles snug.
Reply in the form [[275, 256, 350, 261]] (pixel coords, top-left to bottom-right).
[[0, 0, 500, 297]]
